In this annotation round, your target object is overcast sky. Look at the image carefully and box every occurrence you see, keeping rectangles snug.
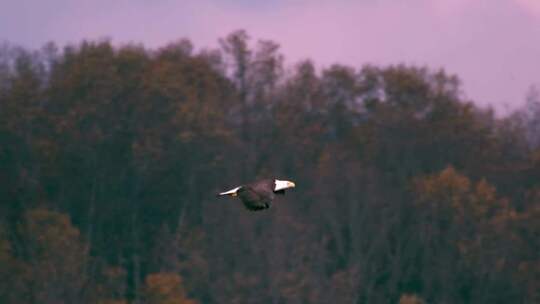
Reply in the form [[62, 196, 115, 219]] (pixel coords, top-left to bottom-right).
[[2, 0, 539, 113]]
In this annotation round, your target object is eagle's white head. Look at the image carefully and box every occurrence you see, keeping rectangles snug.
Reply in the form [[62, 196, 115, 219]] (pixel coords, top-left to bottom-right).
[[274, 179, 296, 191]]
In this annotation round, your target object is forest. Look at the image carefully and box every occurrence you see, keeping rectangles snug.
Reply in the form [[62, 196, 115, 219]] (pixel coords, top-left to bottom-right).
[[0, 30, 539, 303]]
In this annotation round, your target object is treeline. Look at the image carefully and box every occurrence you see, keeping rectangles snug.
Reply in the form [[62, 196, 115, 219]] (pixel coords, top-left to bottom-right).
[[0, 30, 538, 303]]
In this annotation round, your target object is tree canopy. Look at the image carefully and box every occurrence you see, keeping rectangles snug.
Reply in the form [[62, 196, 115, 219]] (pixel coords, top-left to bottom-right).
[[0, 33, 538, 303]]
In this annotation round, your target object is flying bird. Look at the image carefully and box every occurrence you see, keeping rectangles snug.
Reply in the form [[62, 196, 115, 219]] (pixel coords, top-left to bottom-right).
[[217, 178, 296, 211]]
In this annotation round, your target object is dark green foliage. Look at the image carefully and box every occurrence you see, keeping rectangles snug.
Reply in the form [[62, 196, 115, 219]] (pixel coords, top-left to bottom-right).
[[0, 33, 538, 303]]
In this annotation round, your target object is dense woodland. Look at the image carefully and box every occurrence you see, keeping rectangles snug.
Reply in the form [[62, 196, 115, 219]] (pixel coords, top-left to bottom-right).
[[0, 30, 539, 303]]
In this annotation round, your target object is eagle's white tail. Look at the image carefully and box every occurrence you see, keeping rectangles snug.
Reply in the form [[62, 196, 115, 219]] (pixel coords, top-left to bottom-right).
[[217, 186, 241, 197]]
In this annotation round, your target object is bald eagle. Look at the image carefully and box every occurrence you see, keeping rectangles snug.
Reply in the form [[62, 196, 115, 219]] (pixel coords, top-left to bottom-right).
[[217, 179, 296, 211]]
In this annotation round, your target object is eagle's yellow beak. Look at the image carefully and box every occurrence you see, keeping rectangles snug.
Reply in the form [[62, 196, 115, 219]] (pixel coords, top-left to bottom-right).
[[287, 181, 296, 188]]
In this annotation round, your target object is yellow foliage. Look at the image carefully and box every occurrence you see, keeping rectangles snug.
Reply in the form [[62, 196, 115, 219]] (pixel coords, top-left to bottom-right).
[[414, 166, 506, 221], [97, 300, 127, 304], [23, 208, 86, 260], [143, 272, 198, 304], [398, 294, 425, 304], [414, 166, 470, 204]]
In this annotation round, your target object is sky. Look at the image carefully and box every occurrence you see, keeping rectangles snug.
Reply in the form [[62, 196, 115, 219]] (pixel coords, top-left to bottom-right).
[[1, 0, 540, 113]]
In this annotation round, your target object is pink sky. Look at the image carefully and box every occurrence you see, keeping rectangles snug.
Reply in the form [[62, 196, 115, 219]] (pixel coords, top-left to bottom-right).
[[2, 0, 540, 113]]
